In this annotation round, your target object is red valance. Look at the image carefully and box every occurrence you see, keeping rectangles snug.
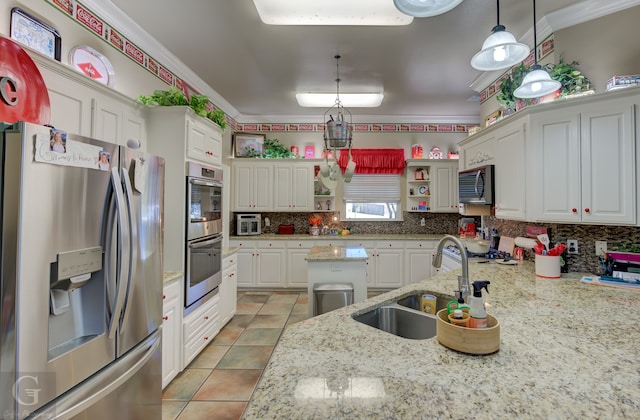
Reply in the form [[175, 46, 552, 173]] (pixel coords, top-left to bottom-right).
[[338, 148, 406, 174]]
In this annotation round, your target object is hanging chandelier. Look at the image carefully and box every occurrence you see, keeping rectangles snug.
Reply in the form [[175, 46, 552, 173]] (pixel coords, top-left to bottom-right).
[[514, 0, 561, 98], [470, 0, 528, 71], [323, 55, 353, 150]]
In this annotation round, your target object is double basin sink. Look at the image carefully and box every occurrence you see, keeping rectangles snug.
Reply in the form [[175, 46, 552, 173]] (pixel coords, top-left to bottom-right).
[[352, 291, 453, 340]]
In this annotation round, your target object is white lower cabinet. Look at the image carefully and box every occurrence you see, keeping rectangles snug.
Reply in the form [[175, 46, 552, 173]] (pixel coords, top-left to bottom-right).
[[183, 294, 220, 367], [229, 240, 286, 287], [404, 240, 436, 286], [352, 240, 404, 288], [286, 240, 315, 288], [162, 278, 183, 389], [220, 253, 238, 327]]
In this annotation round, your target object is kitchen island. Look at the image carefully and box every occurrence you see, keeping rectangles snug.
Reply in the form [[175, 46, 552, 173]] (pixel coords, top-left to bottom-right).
[[243, 260, 640, 419], [305, 245, 368, 317]]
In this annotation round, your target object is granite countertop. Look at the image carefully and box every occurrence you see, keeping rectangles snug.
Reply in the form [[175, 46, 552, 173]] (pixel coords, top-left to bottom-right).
[[163, 271, 182, 284], [305, 245, 368, 262], [243, 260, 640, 419], [230, 233, 446, 241]]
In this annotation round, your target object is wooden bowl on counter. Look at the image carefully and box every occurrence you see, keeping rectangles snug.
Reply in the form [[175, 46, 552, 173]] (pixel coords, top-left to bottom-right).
[[436, 309, 500, 355]]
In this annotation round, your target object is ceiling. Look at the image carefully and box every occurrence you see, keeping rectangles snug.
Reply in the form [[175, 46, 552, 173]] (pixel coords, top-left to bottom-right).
[[108, 0, 610, 123]]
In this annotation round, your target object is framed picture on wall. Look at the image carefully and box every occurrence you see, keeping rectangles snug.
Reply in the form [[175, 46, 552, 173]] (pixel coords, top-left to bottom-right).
[[232, 132, 265, 157], [10, 8, 61, 61]]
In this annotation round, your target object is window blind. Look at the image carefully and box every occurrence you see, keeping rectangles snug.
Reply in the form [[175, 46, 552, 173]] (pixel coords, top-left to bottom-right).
[[342, 174, 401, 201]]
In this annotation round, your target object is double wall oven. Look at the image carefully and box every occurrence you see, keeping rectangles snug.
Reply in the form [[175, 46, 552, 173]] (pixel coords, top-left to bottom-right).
[[185, 162, 223, 315]]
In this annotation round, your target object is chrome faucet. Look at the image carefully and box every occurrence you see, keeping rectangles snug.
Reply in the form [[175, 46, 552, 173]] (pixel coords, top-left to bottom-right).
[[432, 235, 471, 300]]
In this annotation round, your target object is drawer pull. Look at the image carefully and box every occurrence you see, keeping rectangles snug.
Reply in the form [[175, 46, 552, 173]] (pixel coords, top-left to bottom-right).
[[163, 316, 168, 321]]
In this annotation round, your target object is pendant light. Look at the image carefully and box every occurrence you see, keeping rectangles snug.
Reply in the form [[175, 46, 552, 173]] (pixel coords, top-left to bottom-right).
[[470, 0, 528, 71], [323, 55, 352, 151], [514, 0, 561, 98], [393, 0, 464, 17]]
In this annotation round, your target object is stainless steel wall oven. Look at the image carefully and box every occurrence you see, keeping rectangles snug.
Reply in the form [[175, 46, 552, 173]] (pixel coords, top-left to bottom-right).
[[185, 162, 223, 315]]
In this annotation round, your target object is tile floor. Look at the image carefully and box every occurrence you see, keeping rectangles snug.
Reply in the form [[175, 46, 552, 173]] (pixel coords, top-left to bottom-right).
[[161, 291, 310, 420]]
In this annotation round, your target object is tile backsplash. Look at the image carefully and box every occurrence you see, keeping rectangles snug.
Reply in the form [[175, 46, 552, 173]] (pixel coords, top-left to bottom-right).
[[232, 212, 639, 275]]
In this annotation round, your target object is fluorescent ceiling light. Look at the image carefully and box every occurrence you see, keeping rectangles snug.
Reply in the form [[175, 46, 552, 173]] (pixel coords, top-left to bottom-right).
[[253, 0, 413, 26], [296, 93, 384, 108]]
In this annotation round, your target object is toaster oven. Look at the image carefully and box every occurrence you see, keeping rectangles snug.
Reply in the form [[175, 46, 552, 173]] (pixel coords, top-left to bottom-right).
[[237, 214, 261, 235]]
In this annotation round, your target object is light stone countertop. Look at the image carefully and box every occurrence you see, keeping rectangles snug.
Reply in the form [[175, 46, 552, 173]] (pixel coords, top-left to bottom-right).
[[163, 271, 182, 284], [229, 233, 447, 241], [305, 245, 368, 262], [243, 260, 640, 419]]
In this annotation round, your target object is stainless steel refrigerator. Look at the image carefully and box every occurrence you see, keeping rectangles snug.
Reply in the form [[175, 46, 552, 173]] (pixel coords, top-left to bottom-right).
[[0, 122, 164, 419]]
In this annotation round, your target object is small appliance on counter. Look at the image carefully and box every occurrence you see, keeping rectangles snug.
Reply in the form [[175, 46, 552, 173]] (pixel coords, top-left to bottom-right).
[[278, 224, 294, 234], [237, 214, 261, 235], [458, 218, 475, 237]]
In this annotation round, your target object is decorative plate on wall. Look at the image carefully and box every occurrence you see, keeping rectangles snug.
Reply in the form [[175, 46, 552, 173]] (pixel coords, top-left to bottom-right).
[[69, 45, 115, 87]]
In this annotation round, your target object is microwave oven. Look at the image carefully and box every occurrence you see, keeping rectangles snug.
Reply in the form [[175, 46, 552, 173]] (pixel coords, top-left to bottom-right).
[[237, 214, 261, 235], [458, 165, 494, 205]]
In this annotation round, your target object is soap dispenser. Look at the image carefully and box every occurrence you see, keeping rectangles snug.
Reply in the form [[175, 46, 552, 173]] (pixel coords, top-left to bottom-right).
[[468, 281, 490, 328]]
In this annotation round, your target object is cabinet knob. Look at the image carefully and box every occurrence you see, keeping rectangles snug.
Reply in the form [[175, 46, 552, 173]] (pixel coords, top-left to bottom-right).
[[572, 208, 577, 213], [162, 294, 166, 299], [584, 208, 590, 213], [204, 336, 209, 340], [204, 316, 209, 320], [230, 273, 234, 277], [163, 316, 169, 321]]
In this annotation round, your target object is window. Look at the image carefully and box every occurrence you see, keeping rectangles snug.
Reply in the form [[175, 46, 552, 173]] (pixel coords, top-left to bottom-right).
[[343, 174, 401, 221]]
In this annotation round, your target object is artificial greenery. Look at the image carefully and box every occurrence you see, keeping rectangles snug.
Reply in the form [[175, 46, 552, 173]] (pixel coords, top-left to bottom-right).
[[137, 87, 226, 131], [496, 58, 591, 111], [496, 63, 531, 111], [543, 58, 590, 98], [241, 137, 299, 159]]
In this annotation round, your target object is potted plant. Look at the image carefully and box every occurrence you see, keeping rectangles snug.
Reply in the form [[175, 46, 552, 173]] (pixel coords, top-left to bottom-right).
[[496, 58, 591, 112], [137, 87, 227, 131]]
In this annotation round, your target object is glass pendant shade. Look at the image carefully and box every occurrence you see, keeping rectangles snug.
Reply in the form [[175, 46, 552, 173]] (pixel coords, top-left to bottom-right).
[[513, 65, 561, 98], [393, 0, 464, 17], [470, 25, 529, 71]]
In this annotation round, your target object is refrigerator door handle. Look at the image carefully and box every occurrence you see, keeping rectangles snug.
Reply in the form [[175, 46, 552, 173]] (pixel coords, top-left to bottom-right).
[[108, 168, 131, 339], [29, 330, 161, 419], [118, 167, 138, 334]]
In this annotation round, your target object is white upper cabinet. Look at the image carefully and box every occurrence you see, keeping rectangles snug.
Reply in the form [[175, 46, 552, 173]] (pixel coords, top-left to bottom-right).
[[273, 162, 314, 211], [232, 162, 273, 211], [530, 95, 636, 225], [186, 117, 222, 166], [494, 116, 528, 220]]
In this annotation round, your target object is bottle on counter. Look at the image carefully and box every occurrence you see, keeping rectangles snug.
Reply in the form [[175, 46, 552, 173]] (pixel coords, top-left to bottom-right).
[[468, 280, 491, 328]]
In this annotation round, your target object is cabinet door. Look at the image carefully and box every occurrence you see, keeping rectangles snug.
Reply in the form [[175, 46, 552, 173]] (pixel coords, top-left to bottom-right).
[[291, 163, 313, 211], [233, 247, 256, 287], [186, 118, 222, 166], [354, 240, 376, 286], [233, 164, 254, 211], [495, 120, 527, 220], [253, 164, 273, 211], [375, 242, 404, 288], [580, 103, 636, 224], [404, 241, 435, 285], [92, 97, 122, 144], [220, 254, 238, 326], [123, 110, 146, 150], [531, 110, 581, 222], [162, 279, 182, 389], [430, 163, 458, 213], [273, 164, 294, 211], [286, 241, 315, 288], [256, 247, 285, 287], [40, 64, 92, 136]]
